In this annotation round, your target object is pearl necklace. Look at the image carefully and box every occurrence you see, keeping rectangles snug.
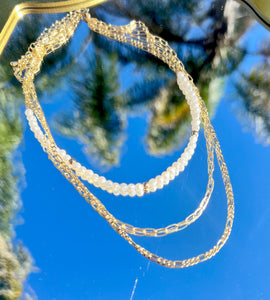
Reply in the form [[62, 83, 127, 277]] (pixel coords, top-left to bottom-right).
[[12, 9, 234, 268], [25, 68, 200, 198]]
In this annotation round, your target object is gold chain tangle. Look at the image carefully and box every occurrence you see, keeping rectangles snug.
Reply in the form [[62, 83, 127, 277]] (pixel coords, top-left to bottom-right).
[[12, 9, 234, 268]]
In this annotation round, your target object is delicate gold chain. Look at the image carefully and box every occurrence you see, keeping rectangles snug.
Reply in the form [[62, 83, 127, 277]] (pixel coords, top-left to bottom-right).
[[13, 10, 214, 237], [12, 10, 234, 268], [14, 10, 214, 238]]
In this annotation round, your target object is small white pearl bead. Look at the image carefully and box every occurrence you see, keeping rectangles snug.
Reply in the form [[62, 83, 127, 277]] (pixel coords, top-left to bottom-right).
[[186, 85, 194, 94], [25, 108, 33, 116], [63, 154, 71, 162], [167, 167, 176, 180], [190, 135, 198, 143], [77, 165, 85, 176], [92, 174, 100, 187], [28, 115, 36, 123], [34, 132, 42, 140], [59, 149, 66, 157], [182, 157, 188, 166], [190, 91, 197, 98], [80, 167, 87, 180], [189, 148, 195, 157], [86, 170, 94, 183], [172, 162, 180, 174], [185, 150, 192, 160], [191, 119, 200, 129], [161, 171, 170, 185], [148, 179, 157, 192], [113, 183, 120, 196], [135, 183, 144, 197], [120, 183, 128, 196], [98, 176, 106, 187], [73, 162, 81, 170], [128, 184, 136, 197], [156, 175, 164, 189], [32, 125, 39, 133], [106, 180, 114, 193], [179, 163, 184, 172]]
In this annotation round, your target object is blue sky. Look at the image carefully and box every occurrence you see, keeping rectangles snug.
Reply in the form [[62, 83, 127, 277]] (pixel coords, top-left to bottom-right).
[[16, 88, 270, 300]]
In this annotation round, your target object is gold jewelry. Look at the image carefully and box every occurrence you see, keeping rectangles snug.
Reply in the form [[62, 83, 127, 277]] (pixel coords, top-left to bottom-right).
[[15, 9, 213, 237], [12, 10, 234, 268]]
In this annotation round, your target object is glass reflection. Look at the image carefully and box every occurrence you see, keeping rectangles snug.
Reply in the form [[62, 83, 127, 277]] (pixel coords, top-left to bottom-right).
[[0, 0, 269, 298]]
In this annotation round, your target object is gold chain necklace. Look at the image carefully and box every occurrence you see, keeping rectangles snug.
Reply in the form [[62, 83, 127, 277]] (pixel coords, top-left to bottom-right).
[[12, 9, 234, 268]]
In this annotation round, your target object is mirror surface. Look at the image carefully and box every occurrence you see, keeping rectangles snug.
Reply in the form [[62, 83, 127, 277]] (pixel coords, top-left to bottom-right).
[[0, 0, 270, 299]]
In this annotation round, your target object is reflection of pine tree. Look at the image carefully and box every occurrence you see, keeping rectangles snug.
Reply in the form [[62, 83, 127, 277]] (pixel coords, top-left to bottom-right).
[[88, 0, 252, 156], [0, 91, 21, 238], [0, 89, 33, 299], [53, 0, 268, 162], [0, 41, 32, 296], [146, 80, 190, 154], [55, 0, 253, 161], [55, 49, 125, 166], [235, 61, 270, 144], [0, 236, 32, 300], [0, 13, 71, 299]]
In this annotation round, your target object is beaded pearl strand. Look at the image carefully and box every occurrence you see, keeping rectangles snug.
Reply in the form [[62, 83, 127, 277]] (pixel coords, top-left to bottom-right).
[[25, 70, 200, 197]]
